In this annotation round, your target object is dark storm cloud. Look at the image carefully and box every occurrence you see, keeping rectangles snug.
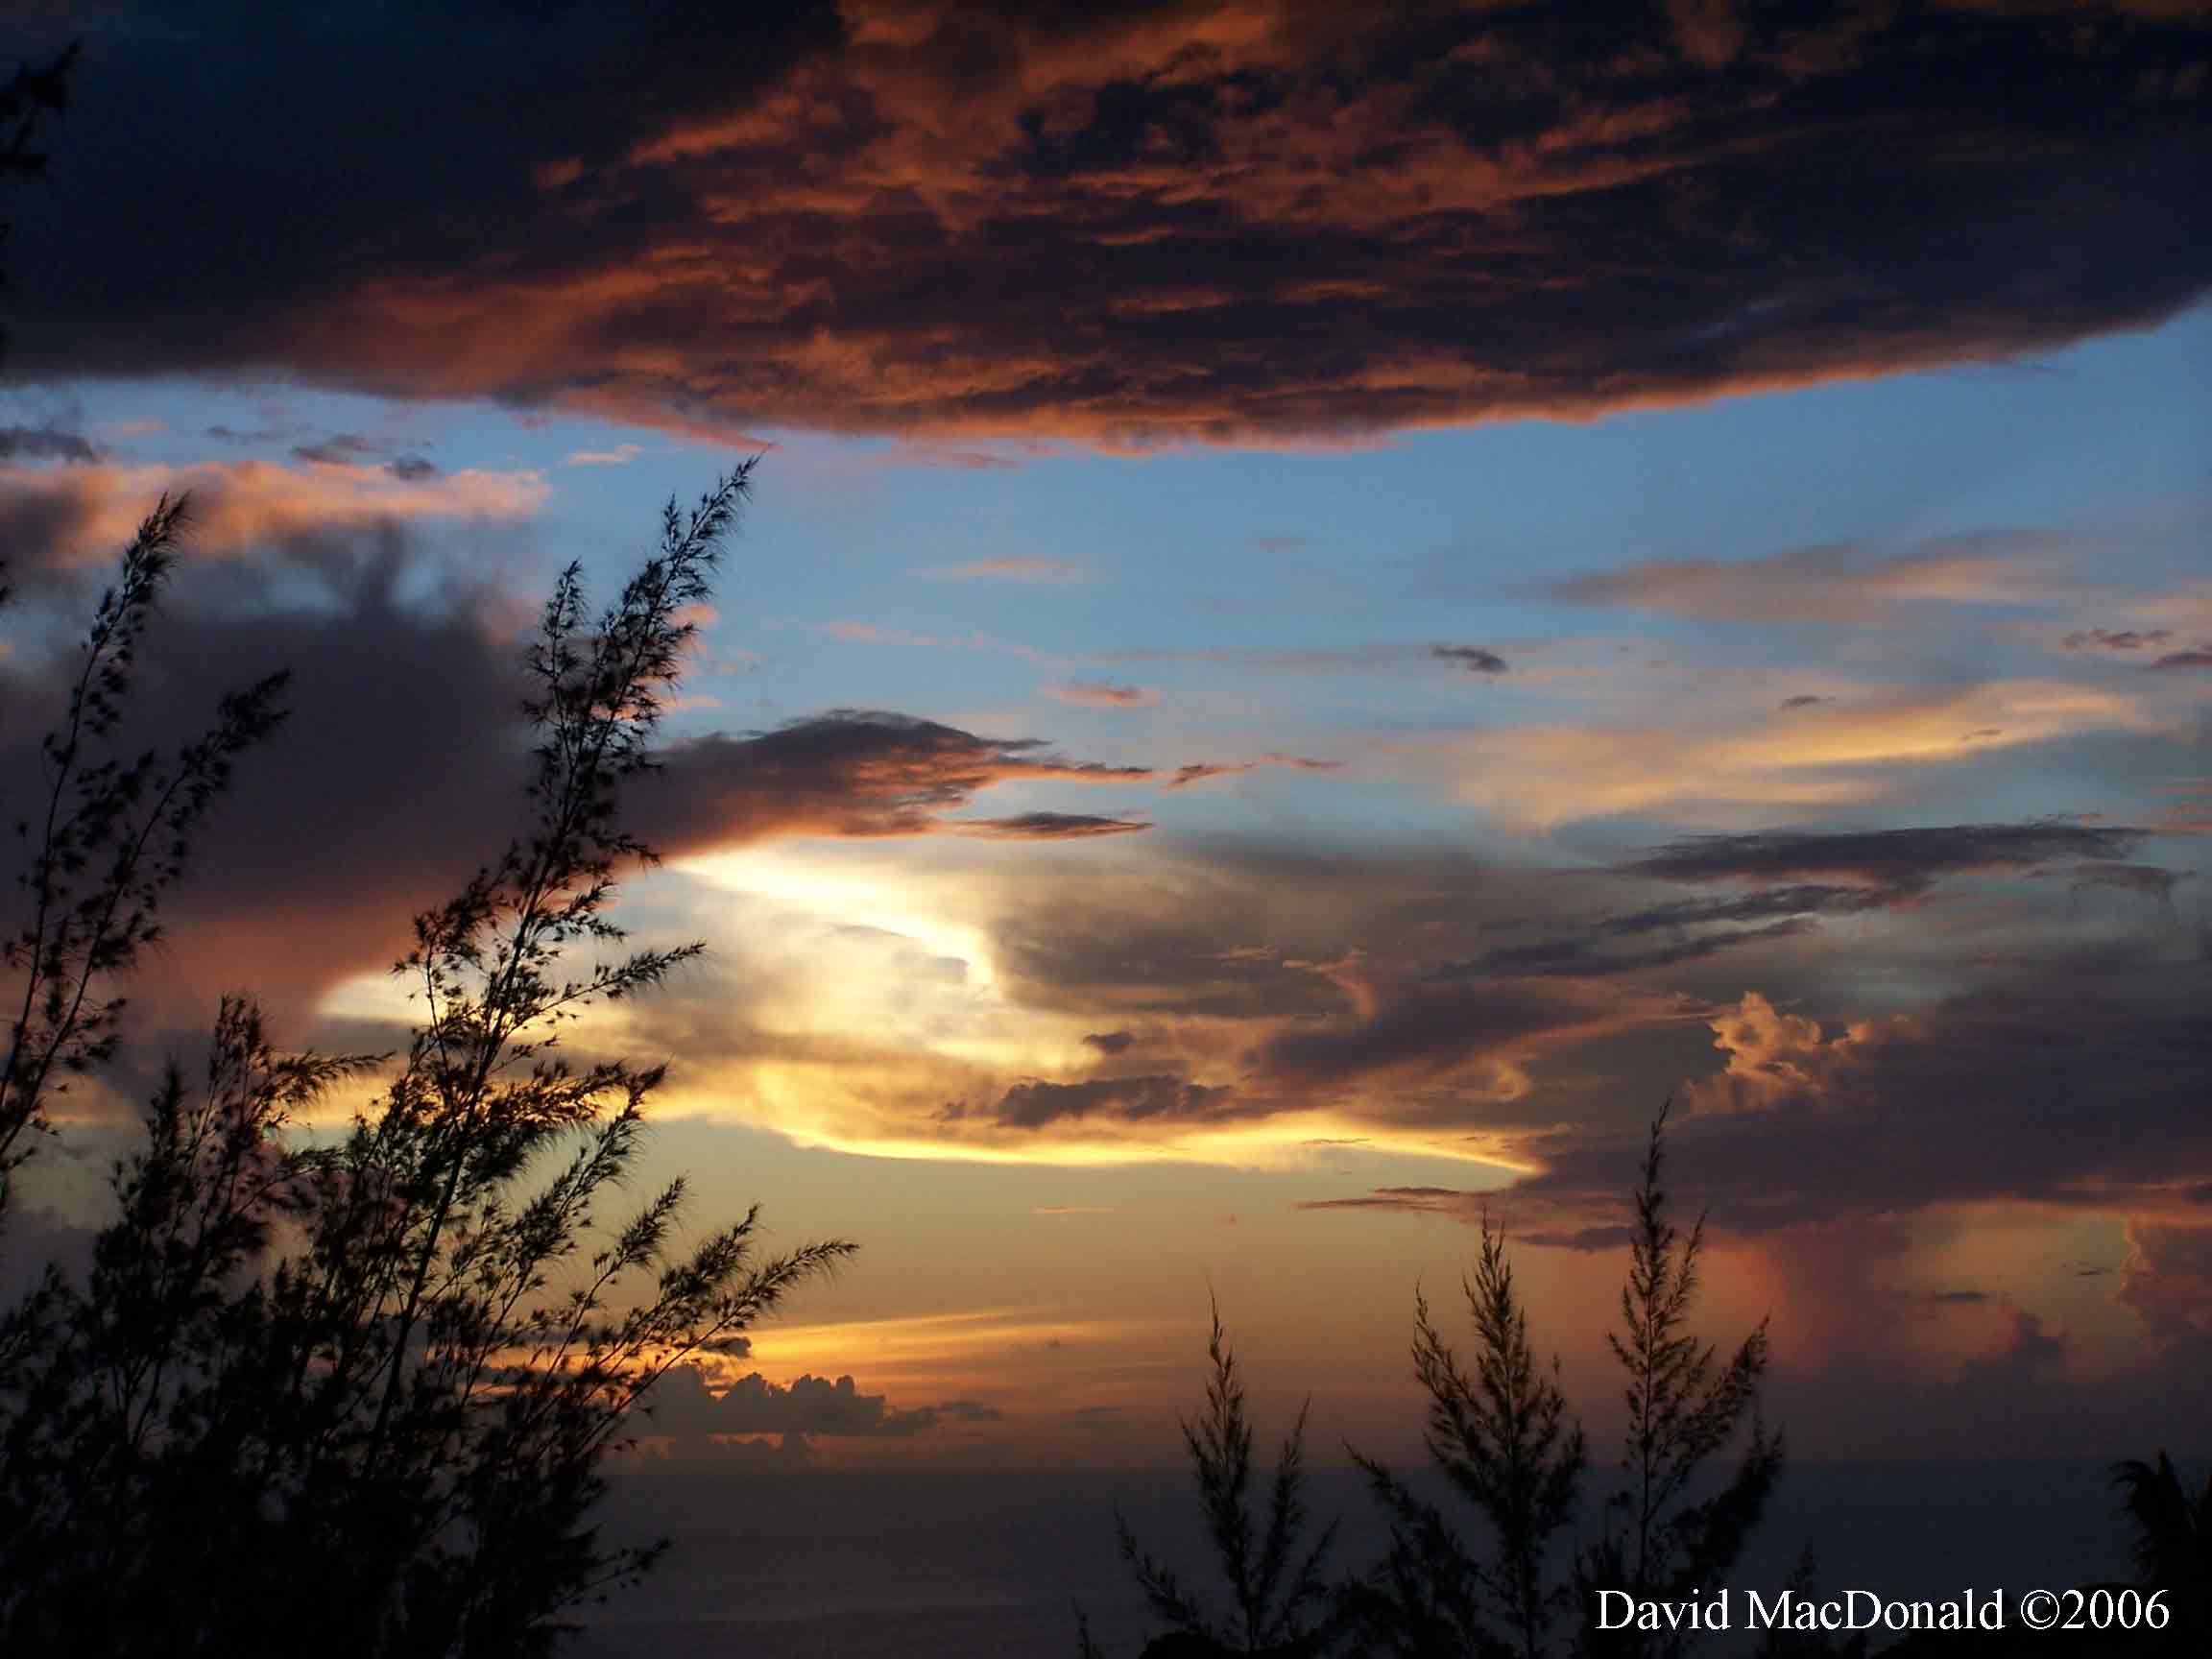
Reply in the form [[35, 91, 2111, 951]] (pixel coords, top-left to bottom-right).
[[1501, 961, 2212, 1236], [647, 711, 1153, 846], [1292, 944, 2212, 1238], [6, 3, 2207, 444], [992, 1073, 1236, 1129], [1618, 822, 2150, 892], [0, 540, 1154, 1026]]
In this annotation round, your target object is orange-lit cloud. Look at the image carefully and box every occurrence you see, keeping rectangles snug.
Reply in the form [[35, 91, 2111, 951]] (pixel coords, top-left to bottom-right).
[[918, 557, 1087, 583], [1414, 680, 2170, 827], [1045, 679, 1158, 709], [14, 4, 2208, 445], [1552, 530, 2085, 622], [0, 457, 545, 567]]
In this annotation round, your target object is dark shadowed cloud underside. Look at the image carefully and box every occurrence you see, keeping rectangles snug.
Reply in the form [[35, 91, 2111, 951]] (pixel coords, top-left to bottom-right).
[[5, 1, 2207, 444]]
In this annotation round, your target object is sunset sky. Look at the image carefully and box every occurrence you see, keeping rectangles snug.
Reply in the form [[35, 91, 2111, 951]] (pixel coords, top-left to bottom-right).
[[2, 2, 2207, 1477]]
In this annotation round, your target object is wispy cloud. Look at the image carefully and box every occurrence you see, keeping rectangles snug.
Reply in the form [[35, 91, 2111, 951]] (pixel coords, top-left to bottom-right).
[[0, 457, 546, 566], [563, 442, 646, 466], [1045, 679, 1157, 709], [917, 557, 1087, 583], [821, 621, 1047, 662]]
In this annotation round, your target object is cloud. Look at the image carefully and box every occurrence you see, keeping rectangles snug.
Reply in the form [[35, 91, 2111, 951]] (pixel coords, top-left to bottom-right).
[[289, 432, 385, 465], [11, 4, 2207, 444], [1551, 530, 2080, 623], [1294, 1185, 1480, 1216], [0, 547, 1159, 1031], [1492, 963, 2212, 1235], [1253, 974, 1656, 1102], [992, 1073, 1236, 1130], [564, 443, 646, 466], [0, 425, 97, 463], [2151, 648, 2212, 670], [820, 620, 1045, 662], [1434, 645, 1507, 676], [1081, 1030, 1134, 1054], [2063, 628, 2173, 652], [1434, 915, 1815, 981], [1420, 685, 2166, 826], [949, 811, 1150, 839], [640, 1365, 1000, 1441], [1163, 754, 1340, 789], [1045, 679, 1157, 708], [1618, 821, 2149, 893], [2064, 862, 2186, 902], [0, 457, 546, 569], [648, 711, 1155, 847], [918, 557, 1086, 583], [2115, 1221, 2212, 1359]]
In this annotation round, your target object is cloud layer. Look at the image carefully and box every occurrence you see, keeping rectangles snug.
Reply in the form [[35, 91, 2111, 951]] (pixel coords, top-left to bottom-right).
[[8, 3, 2208, 444]]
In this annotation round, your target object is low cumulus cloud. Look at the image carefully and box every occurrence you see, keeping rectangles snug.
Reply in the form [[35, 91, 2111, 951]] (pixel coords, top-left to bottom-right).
[[640, 1364, 1002, 1442], [8, 4, 2206, 445]]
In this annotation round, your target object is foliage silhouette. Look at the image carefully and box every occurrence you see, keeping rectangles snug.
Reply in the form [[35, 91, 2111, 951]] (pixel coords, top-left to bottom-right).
[[1575, 1103, 1780, 1658], [2112, 1451, 2209, 1647], [0, 42, 77, 366], [1350, 1215, 1586, 1659], [1, 495, 287, 1218], [0, 465, 856, 1657], [1745, 1550, 1866, 1659], [1106, 1109, 1778, 1659], [1085, 1302, 1345, 1659]]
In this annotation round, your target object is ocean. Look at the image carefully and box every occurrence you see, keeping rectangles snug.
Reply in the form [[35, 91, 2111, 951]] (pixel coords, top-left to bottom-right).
[[570, 1458, 2150, 1657]]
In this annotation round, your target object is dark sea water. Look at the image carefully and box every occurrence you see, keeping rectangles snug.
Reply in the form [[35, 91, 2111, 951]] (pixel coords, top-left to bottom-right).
[[570, 1458, 2152, 1657]]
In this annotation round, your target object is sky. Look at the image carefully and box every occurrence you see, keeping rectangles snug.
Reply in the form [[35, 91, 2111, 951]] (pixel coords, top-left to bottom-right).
[[1, 1, 2208, 1477]]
